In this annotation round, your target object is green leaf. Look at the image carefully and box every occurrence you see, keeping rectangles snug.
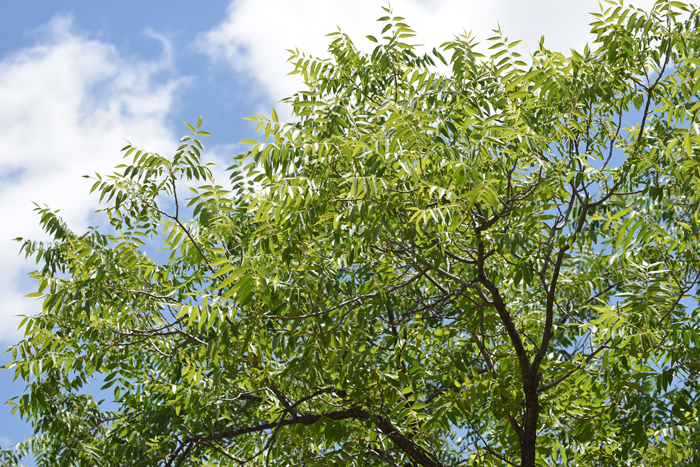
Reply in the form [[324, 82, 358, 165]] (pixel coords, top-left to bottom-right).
[[11, 5, 700, 467]]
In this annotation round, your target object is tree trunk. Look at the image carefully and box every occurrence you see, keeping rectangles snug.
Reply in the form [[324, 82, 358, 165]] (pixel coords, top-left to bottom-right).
[[520, 371, 541, 467]]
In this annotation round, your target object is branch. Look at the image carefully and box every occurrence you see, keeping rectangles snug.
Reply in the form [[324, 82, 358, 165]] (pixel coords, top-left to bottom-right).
[[139, 198, 217, 275], [474, 233, 530, 385], [108, 285, 181, 304], [264, 267, 430, 320], [537, 339, 611, 393], [183, 408, 443, 467], [532, 245, 568, 372], [636, 42, 672, 146], [267, 381, 299, 418]]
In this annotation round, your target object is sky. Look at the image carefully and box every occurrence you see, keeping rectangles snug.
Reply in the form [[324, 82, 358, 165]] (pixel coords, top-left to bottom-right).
[[0, 0, 659, 463]]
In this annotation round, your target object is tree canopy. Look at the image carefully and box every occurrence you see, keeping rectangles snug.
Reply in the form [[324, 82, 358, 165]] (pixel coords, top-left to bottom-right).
[[4, 1, 700, 466]]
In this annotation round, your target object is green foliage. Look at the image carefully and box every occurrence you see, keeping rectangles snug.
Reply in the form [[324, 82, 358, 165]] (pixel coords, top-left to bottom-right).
[[5, 1, 700, 466]]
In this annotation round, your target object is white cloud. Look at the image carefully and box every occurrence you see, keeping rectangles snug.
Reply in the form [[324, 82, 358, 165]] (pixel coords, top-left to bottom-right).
[[0, 15, 187, 343], [198, 0, 657, 108]]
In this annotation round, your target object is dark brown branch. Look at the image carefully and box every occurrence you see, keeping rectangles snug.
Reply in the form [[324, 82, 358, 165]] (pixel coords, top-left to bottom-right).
[[532, 245, 568, 372], [267, 381, 299, 418], [474, 233, 530, 384], [538, 339, 611, 393], [139, 198, 217, 275], [109, 285, 182, 304], [636, 42, 672, 145], [264, 266, 430, 320], [184, 408, 443, 467]]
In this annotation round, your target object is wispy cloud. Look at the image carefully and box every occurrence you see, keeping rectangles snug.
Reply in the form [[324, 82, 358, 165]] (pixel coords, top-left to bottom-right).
[[0, 15, 187, 343], [197, 0, 657, 108]]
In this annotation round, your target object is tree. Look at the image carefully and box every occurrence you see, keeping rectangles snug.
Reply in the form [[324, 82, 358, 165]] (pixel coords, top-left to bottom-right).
[[4, 1, 700, 466]]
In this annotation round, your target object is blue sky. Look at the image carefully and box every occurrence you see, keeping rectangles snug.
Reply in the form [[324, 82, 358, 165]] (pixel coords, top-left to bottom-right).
[[0, 0, 658, 463]]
